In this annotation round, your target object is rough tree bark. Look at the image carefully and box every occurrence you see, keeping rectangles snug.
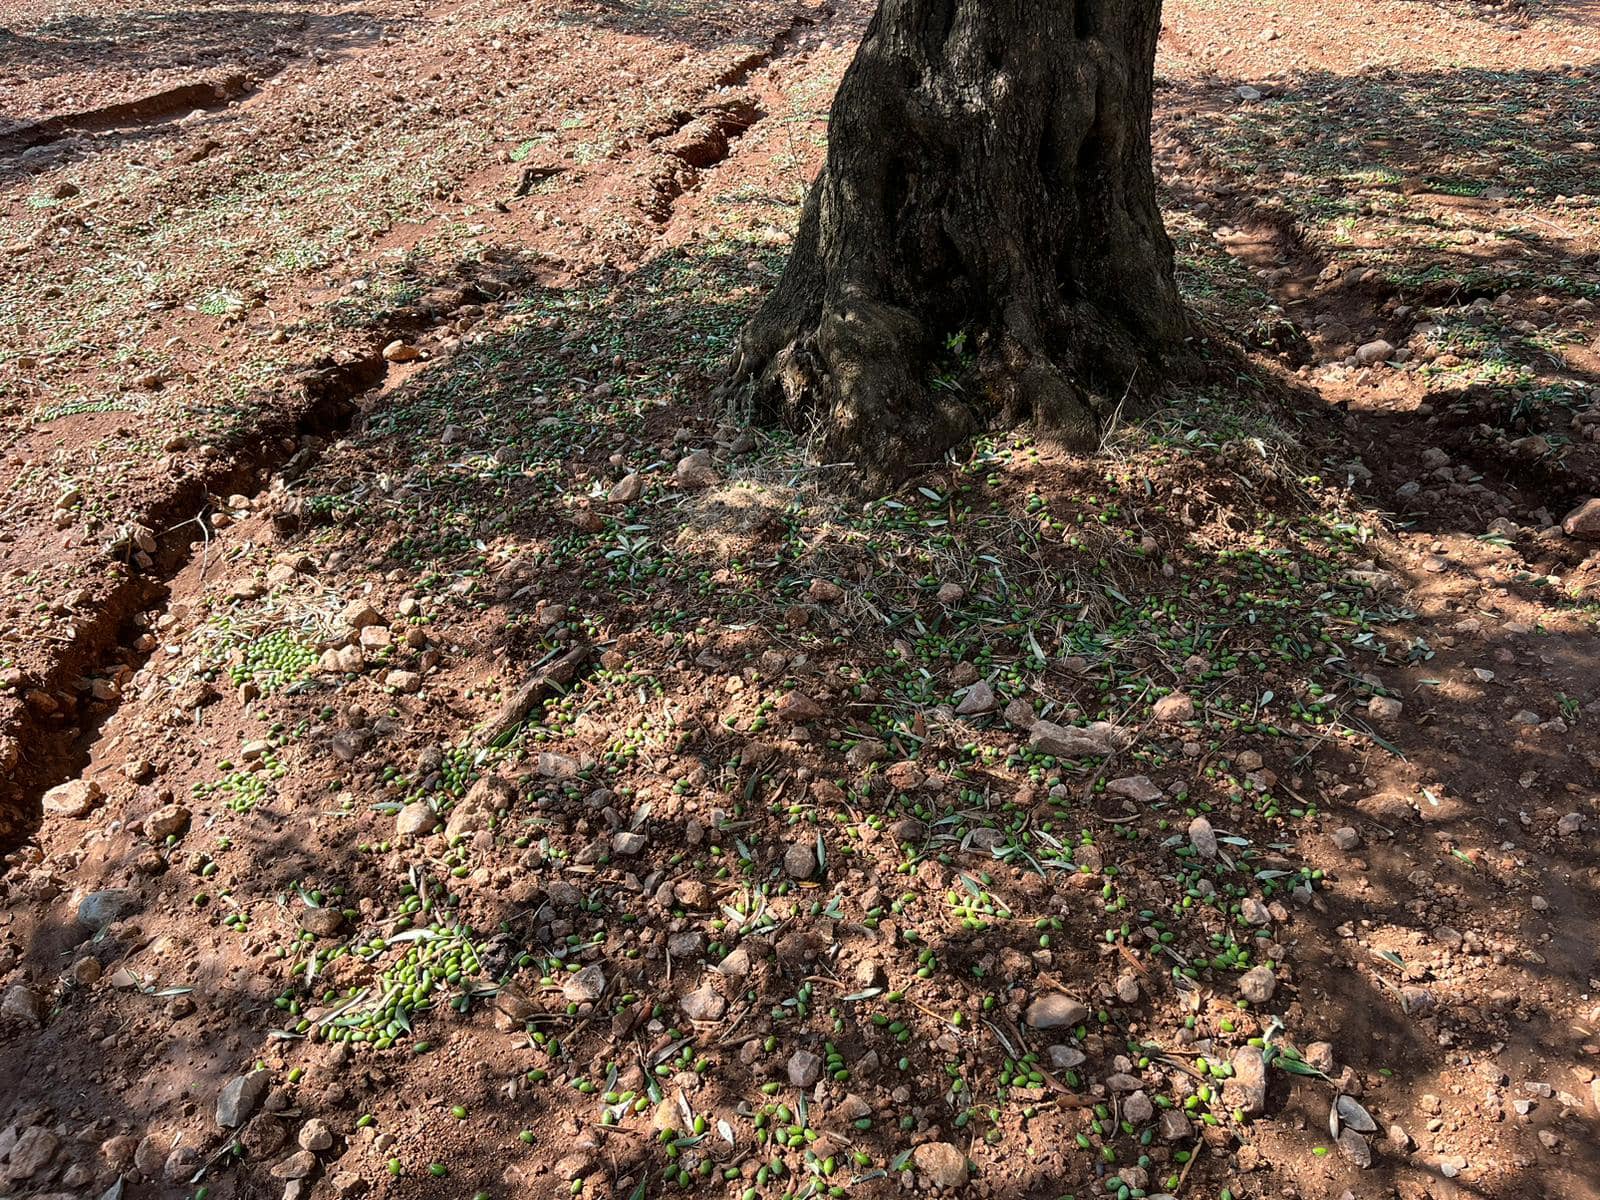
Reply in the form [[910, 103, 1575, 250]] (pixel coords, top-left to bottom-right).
[[724, 0, 1186, 484]]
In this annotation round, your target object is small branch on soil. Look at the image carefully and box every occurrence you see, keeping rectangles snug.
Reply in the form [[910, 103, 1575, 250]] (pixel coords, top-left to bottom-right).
[[477, 643, 593, 747]]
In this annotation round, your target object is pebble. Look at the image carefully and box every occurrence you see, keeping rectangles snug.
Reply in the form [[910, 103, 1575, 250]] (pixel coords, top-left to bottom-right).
[[562, 963, 606, 1003], [954, 680, 996, 715], [394, 802, 438, 836], [297, 1119, 334, 1152], [78, 888, 138, 930], [609, 472, 643, 503], [783, 841, 818, 880], [1152, 692, 1195, 722], [1337, 1129, 1373, 1168], [1330, 826, 1361, 851], [1238, 965, 1277, 1004], [787, 1049, 822, 1088], [612, 830, 647, 856], [42, 778, 102, 817], [4, 1126, 60, 1179], [911, 1141, 968, 1189], [385, 669, 421, 693], [1106, 775, 1161, 803], [1367, 695, 1403, 721], [674, 450, 718, 489], [217, 1069, 272, 1128], [680, 984, 727, 1022], [271, 1149, 317, 1179], [1024, 993, 1090, 1029], [1241, 897, 1272, 926], [1187, 815, 1218, 859], [1560, 497, 1600, 541], [1356, 339, 1395, 366], [1028, 720, 1112, 757], [1224, 1046, 1268, 1115]]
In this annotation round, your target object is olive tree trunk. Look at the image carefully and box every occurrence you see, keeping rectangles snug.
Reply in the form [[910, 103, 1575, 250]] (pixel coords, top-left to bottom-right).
[[724, 0, 1186, 484]]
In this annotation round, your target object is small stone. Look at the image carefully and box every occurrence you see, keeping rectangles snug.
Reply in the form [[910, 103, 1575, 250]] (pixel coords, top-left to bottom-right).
[[612, 830, 647, 855], [301, 907, 344, 937], [936, 582, 965, 604], [78, 888, 138, 929], [1367, 695, 1403, 721], [562, 963, 606, 1003], [912, 1141, 968, 1189], [776, 690, 825, 723], [1106, 775, 1161, 803], [1152, 692, 1195, 722], [1003, 698, 1036, 728], [394, 802, 438, 836], [5, 1127, 61, 1179], [1557, 812, 1584, 836], [1124, 1091, 1154, 1123], [339, 601, 384, 629], [1224, 1046, 1268, 1115], [1238, 965, 1277, 1004], [297, 1118, 334, 1152], [381, 340, 420, 362], [1336, 1129, 1373, 1168], [783, 841, 818, 880], [272, 1149, 318, 1179], [808, 579, 844, 603], [145, 804, 191, 839], [609, 472, 643, 503], [1187, 815, 1218, 859], [1241, 897, 1272, 926], [43, 778, 102, 817], [1356, 339, 1395, 366], [1047, 1045, 1086, 1070], [954, 680, 996, 715], [1330, 826, 1361, 852], [1306, 1042, 1336, 1074], [883, 760, 927, 791], [1028, 720, 1112, 757], [384, 669, 421, 693], [1158, 1109, 1191, 1141], [1024, 993, 1090, 1030], [674, 450, 718, 489], [217, 1069, 272, 1127], [1114, 972, 1141, 1003], [1560, 497, 1600, 541], [680, 984, 727, 1022], [788, 1049, 823, 1088]]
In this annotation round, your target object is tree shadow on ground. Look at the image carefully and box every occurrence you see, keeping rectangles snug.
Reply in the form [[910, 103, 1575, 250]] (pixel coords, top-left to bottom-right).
[[3, 41, 1599, 1200]]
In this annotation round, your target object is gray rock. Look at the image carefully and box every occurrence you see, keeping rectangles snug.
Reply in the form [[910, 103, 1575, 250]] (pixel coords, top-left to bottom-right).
[[612, 830, 647, 856], [217, 1069, 272, 1128], [1106, 775, 1161, 803], [78, 888, 138, 930], [680, 984, 727, 1022], [1024, 993, 1090, 1029], [1241, 898, 1272, 926], [2, 984, 46, 1025], [1356, 339, 1395, 366], [1336, 1129, 1373, 1168], [562, 963, 606, 1003], [1028, 720, 1112, 758], [1158, 1109, 1191, 1141], [297, 1118, 334, 1152], [787, 1049, 822, 1088], [1187, 816, 1218, 859], [955, 681, 996, 716], [1124, 1090, 1154, 1123], [1330, 826, 1361, 852], [674, 450, 718, 489], [1047, 1045, 1086, 1070], [783, 842, 818, 880]]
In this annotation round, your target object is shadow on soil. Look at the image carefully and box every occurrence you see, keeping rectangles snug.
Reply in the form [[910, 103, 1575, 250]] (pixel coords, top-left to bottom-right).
[[3, 45, 1599, 1200]]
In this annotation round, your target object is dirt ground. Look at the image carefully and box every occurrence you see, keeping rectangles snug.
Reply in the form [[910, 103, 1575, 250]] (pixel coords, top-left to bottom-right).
[[2, 1, 1598, 1199]]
